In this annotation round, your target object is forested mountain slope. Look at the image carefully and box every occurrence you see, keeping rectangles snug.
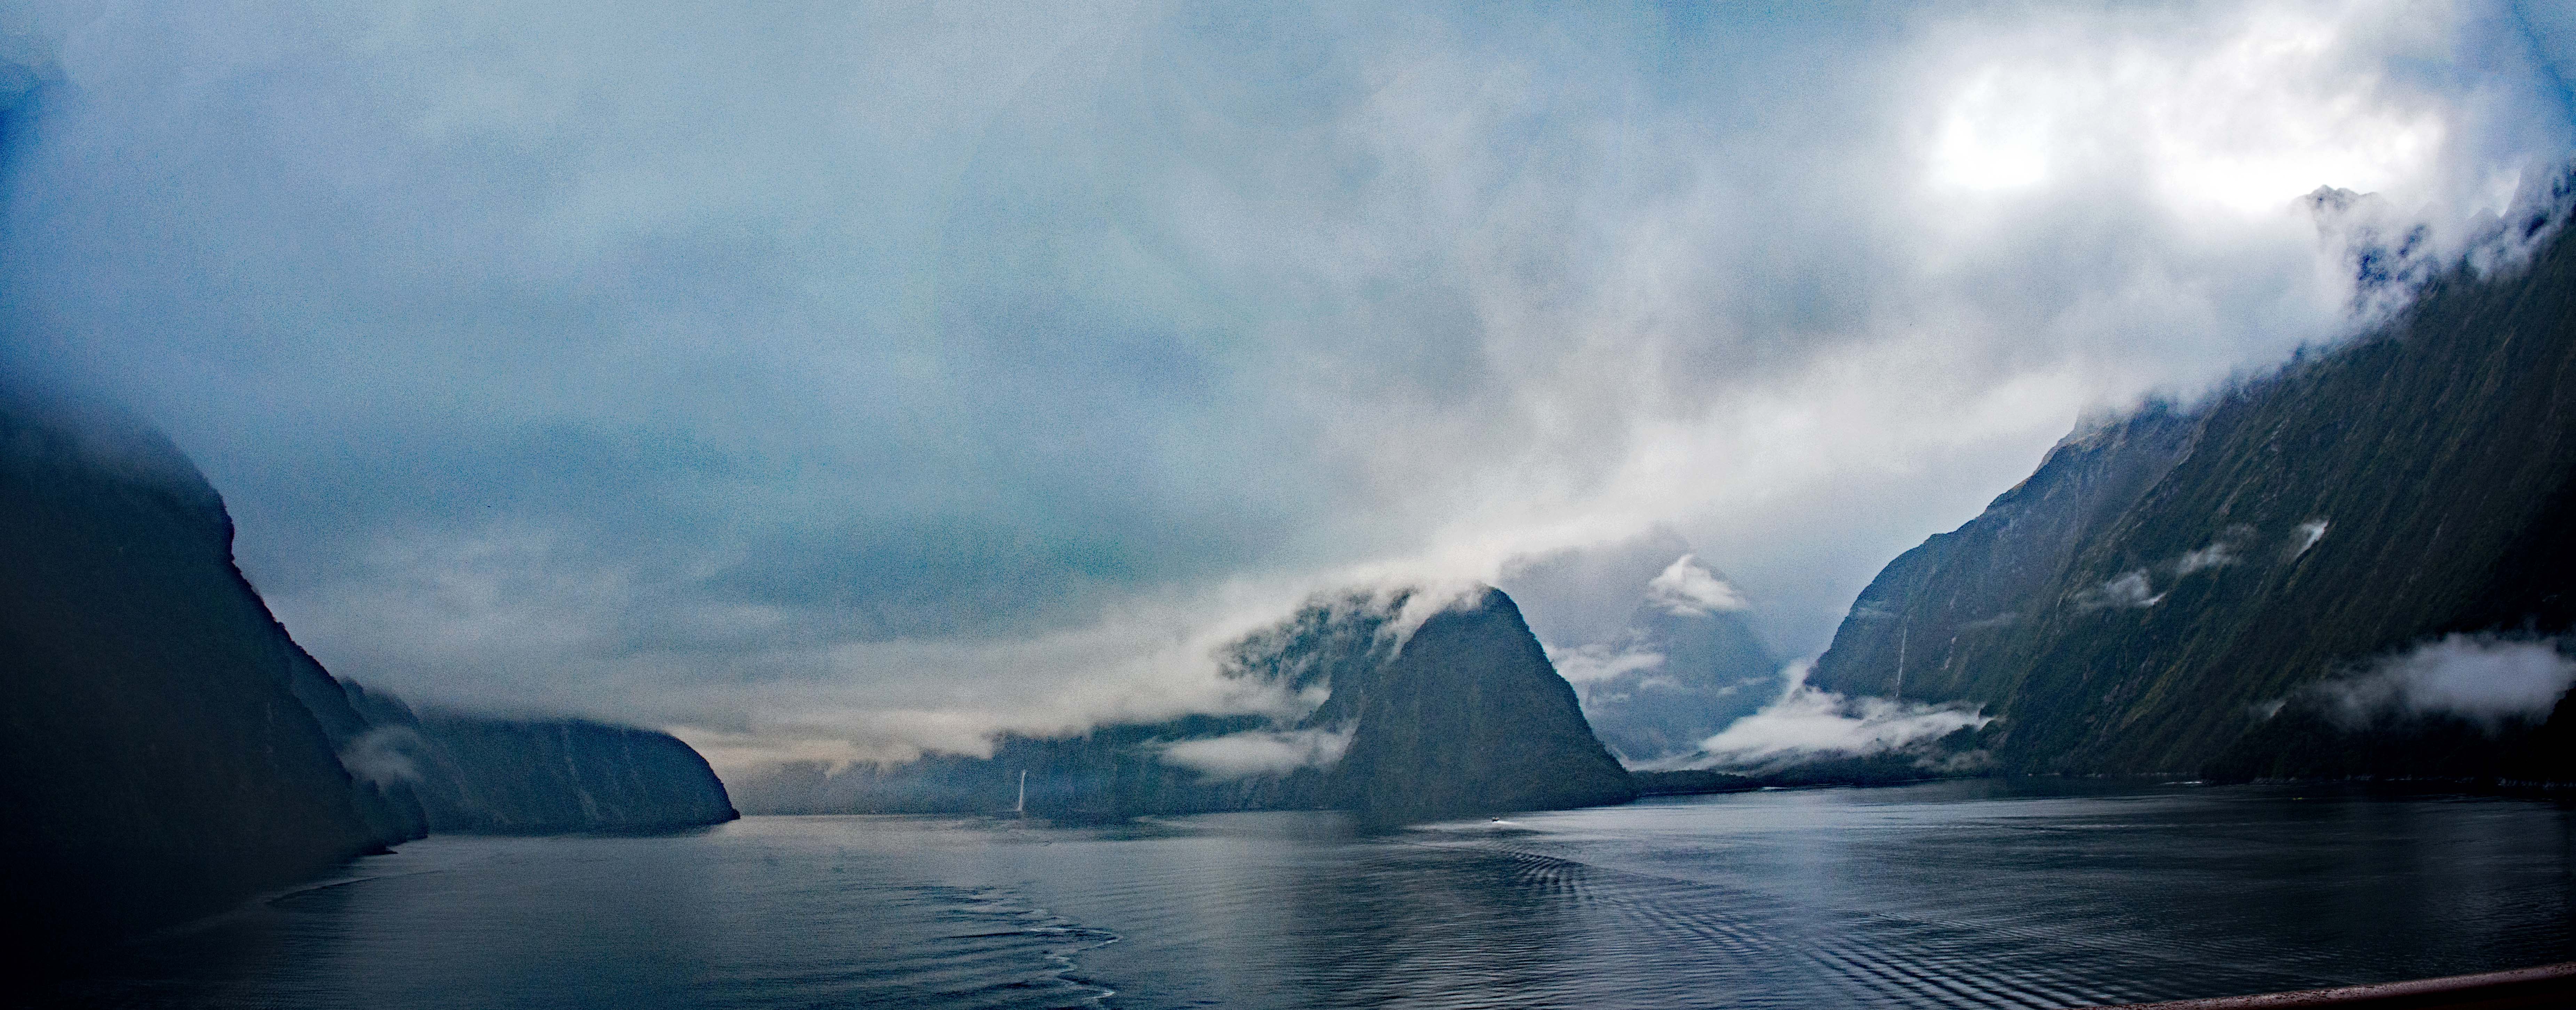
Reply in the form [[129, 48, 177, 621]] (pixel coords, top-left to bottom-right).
[[1808, 195, 2576, 779]]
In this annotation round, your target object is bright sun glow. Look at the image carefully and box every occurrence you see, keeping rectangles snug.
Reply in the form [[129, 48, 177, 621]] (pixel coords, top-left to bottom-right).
[[1928, 68, 2053, 192], [1925, 5, 2451, 215]]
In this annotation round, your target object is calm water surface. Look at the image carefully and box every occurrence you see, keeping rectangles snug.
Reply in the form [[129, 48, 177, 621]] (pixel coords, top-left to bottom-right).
[[42, 780, 2576, 1009]]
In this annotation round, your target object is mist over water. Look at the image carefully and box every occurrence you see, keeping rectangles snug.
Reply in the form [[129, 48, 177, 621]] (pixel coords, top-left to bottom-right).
[[49, 782, 2576, 1009]]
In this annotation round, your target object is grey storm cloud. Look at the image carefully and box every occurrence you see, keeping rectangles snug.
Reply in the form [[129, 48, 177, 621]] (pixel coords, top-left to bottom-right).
[[1, 1, 2571, 769]]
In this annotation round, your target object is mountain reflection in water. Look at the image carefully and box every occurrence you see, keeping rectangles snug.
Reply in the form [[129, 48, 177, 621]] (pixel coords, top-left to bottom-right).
[[48, 780, 2576, 1009]]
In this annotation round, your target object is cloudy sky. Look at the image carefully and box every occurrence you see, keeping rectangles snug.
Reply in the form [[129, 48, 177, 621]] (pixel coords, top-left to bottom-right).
[[1, 1, 2570, 769]]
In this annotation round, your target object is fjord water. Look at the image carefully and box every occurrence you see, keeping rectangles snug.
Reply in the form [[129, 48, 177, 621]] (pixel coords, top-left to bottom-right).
[[54, 781, 2576, 1009]]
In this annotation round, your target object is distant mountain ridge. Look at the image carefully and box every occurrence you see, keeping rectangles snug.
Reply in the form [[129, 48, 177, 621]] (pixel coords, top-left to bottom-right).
[[1564, 556, 1784, 764], [731, 587, 1636, 821], [341, 683, 740, 834], [1803, 180, 2576, 780], [1497, 541, 1787, 765]]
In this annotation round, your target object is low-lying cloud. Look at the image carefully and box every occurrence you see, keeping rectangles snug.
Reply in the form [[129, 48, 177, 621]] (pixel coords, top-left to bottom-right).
[[2078, 523, 2280, 608], [2312, 634, 2576, 729], [2288, 518, 2331, 558], [337, 726, 425, 788], [2080, 569, 2168, 609], [1155, 726, 1354, 780], [1677, 661, 1990, 769], [2175, 542, 2239, 575], [1549, 642, 1667, 685]]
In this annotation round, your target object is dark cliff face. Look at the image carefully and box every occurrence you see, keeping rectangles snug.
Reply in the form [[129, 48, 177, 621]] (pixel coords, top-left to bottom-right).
[[341, 682, 739, 834], [0, 392, 405, 943], [257, 627, 433, 846], [1807, 404, 2198, 707], [1578, 599, 1782, 764], [1806, 208, 2576, 779], [1326, 589, 1637, 820], [0, 389, 739, 948], [733, 586, 1635, 821]]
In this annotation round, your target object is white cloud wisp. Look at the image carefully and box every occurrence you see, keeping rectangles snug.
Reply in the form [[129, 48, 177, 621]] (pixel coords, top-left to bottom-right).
[[1677, 661, 1991, 770], [2316, 634, 2576, 730]]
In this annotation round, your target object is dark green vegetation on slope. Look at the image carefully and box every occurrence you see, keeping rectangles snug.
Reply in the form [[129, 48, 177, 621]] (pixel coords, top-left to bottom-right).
[[731, 588, 1636, 821], [0, 391, 735, 948], [1807, 198, 2576, 780]]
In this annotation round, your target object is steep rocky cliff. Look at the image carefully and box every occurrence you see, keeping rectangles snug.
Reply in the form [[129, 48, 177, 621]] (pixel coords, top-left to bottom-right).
[[1807, 404, 2198, 711], [0, 391, 413, 944], [1806, 193, 2576, 779]]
